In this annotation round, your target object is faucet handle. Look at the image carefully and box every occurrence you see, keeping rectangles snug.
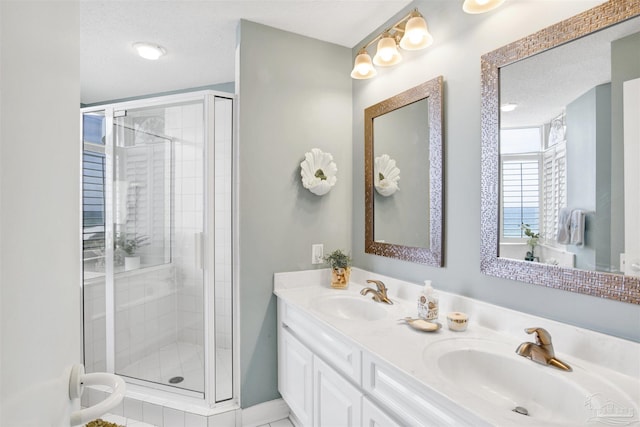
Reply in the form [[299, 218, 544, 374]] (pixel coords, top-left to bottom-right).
[[366, 279, 387, 292], [524, 327, 553, 345]]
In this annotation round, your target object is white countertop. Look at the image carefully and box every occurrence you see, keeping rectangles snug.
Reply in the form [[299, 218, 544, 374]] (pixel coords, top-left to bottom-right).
[[274, 268, 640, 426]]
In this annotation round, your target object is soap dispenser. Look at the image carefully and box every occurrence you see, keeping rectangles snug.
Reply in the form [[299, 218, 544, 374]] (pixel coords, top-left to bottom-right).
[[417, 280, 439, 321]]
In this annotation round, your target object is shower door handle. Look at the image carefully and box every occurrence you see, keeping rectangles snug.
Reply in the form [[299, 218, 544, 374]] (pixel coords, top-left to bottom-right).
[[195, 232, 204, 270]]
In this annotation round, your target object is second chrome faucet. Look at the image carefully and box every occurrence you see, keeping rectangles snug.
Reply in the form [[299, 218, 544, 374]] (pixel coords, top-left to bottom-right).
[[360, 280, 393, 305]]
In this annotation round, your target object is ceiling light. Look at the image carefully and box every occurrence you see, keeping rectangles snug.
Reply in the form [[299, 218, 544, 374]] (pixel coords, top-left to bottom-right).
[[399, 12, 433, 50], [132, 42, 166, 60], [463, 0, 507, 14], [501, 103, 518, 112], [350, 49, 377, 79], [373, 33, 402, 67], [351, 8, 431, 80]]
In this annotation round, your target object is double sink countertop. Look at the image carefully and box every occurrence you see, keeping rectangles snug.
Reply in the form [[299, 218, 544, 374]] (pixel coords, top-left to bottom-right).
[[274, 267, 640, 426]]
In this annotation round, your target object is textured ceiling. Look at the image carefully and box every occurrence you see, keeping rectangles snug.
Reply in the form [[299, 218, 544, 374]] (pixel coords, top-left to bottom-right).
[[80, 0, 412, 104], [500, 15, 640, 129]]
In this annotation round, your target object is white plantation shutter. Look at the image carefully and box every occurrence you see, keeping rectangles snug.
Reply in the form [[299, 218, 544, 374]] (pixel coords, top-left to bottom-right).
[[541, 141, 567, 243], [501, 154, 540, 238]]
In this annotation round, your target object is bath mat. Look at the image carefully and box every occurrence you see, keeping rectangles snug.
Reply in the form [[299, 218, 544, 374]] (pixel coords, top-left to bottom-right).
[[85, 419, 124, 427]]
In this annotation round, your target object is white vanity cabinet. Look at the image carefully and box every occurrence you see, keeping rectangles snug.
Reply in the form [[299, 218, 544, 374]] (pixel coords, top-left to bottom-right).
[[279, 327, 314, 426], [313, 355, 362, 427], [362, 397, 402, 427], [277, 299, 364, 427], [277, 298, 483, 427]]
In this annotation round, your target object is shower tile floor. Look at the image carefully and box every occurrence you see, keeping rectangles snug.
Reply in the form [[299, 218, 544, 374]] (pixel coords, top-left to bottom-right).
[[117, 341, 232, 395]]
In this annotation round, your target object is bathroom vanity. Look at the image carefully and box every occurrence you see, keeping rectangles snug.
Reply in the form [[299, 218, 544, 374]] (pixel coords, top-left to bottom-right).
[[274, 268, 639, 426]]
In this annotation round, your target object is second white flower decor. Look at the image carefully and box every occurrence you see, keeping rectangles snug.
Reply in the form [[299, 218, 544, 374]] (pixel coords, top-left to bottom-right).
[[374, 154, 400, 196], [300, 148, 337, 196]]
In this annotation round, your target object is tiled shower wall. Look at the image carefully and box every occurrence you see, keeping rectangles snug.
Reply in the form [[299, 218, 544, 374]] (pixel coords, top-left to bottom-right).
[[214, 97, 233, 351], [83, 265, 177, 374], [114, 266, 177, 369], [166, 102, 206, 349], [83, 276, 106, 373]]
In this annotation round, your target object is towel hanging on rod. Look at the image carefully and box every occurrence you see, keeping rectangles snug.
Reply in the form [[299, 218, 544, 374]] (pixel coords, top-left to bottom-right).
[[570, 209, 586, 247]]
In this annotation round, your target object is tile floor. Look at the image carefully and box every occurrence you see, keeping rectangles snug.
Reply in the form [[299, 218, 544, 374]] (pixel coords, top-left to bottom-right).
[[257, 419, 294, 427], [84, 413, 155, 427], [85, 415, 294, 427]]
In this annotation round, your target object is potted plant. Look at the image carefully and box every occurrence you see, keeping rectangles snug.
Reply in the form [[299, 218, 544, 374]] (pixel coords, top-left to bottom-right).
[[521, 223, 540, 262], [115, 233, 149, 270], [324, 249, 352, 289]]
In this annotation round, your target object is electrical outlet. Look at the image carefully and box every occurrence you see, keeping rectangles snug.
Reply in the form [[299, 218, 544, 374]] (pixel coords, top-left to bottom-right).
[[312, 244, 323, 264]]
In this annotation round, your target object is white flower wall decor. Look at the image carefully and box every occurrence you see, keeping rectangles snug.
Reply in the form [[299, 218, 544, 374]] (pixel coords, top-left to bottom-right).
[[300, 148, 337, 196], [374, 154, 400, 196]]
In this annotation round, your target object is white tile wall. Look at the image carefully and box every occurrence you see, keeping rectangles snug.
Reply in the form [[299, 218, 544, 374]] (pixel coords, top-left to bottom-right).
[[170, 102, 206, 355], [83, 277, 107, 373], [214, 97, 233, 351], [114, 265, 178, 369], [142, 402, 163, 426]]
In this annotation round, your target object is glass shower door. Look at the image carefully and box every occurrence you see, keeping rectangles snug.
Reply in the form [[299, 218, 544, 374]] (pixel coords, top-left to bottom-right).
[[112, 100, 206, 394]]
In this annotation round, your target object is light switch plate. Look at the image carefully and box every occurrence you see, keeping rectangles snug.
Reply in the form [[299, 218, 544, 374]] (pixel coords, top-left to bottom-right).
[[312, 244, 323, 264]]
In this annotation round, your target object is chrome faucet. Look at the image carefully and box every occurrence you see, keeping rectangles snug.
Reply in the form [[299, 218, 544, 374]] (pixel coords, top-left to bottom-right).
[[360, 280, 393, 305], [515, 327, 572, 371]]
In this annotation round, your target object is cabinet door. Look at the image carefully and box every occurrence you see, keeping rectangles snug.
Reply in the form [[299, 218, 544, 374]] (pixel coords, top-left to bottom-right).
[[279, 327, 313, 426], [313, 356, 361, 427], [362, 397, 401, 427]]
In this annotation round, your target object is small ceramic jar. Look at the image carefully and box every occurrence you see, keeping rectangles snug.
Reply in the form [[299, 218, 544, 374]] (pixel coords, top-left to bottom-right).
[[446, 312, 469, 332]]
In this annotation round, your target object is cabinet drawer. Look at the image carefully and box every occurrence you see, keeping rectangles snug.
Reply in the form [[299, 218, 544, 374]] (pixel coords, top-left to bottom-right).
[[362, 352, 487, 426], [280, 300, 362, 384]]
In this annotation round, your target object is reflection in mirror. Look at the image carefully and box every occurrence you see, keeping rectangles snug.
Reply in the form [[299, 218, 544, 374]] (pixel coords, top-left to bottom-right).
[[481, 0, 640, 303], [365, 76, 443, 266], [374, 98, 430, 248]]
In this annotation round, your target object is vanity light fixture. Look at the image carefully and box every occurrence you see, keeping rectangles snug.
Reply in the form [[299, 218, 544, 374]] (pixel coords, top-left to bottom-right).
[[462, 0, 507, 14], [373, 33, 402, 66], [351, 9, 432, 80], [500, 103, 518, 112], [132, 42, 167, 60], [351, 48, 377, 79]]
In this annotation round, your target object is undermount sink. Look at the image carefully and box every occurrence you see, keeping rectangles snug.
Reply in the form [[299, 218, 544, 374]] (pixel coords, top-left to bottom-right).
[[423, 338, 639, 425], [313, 294, 387, 321]]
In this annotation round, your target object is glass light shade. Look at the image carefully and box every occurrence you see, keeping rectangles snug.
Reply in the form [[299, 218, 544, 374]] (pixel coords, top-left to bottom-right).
[[350, 51, 377, 79], [133, 42, 166, 60], [399, 16, 433, 50], [463, 0, 507, 14], [373, 36, 402, 67]]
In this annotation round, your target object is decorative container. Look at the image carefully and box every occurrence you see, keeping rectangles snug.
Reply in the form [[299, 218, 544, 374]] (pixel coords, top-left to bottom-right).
[[331, 267, 351, 289]]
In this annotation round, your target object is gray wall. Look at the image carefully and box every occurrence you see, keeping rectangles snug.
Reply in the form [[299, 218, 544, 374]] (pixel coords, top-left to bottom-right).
[[352, 0, 639, 344], [611, 32, 640, 268], [237, 20, 352, 408], [565, 84, 611, 271]]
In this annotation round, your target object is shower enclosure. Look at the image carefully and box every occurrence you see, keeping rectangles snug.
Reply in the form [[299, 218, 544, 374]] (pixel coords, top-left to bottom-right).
[[81, 91, 234, 406]]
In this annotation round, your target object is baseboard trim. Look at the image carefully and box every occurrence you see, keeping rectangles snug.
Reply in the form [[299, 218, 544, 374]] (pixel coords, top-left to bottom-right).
[[241, 398, 290, 427]]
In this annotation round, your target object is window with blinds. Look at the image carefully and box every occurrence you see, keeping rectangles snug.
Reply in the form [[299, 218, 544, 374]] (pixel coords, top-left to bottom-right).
[[541, 142, 567, 243], [501, 154, 540, 238], [83, 151, 106, 261]]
